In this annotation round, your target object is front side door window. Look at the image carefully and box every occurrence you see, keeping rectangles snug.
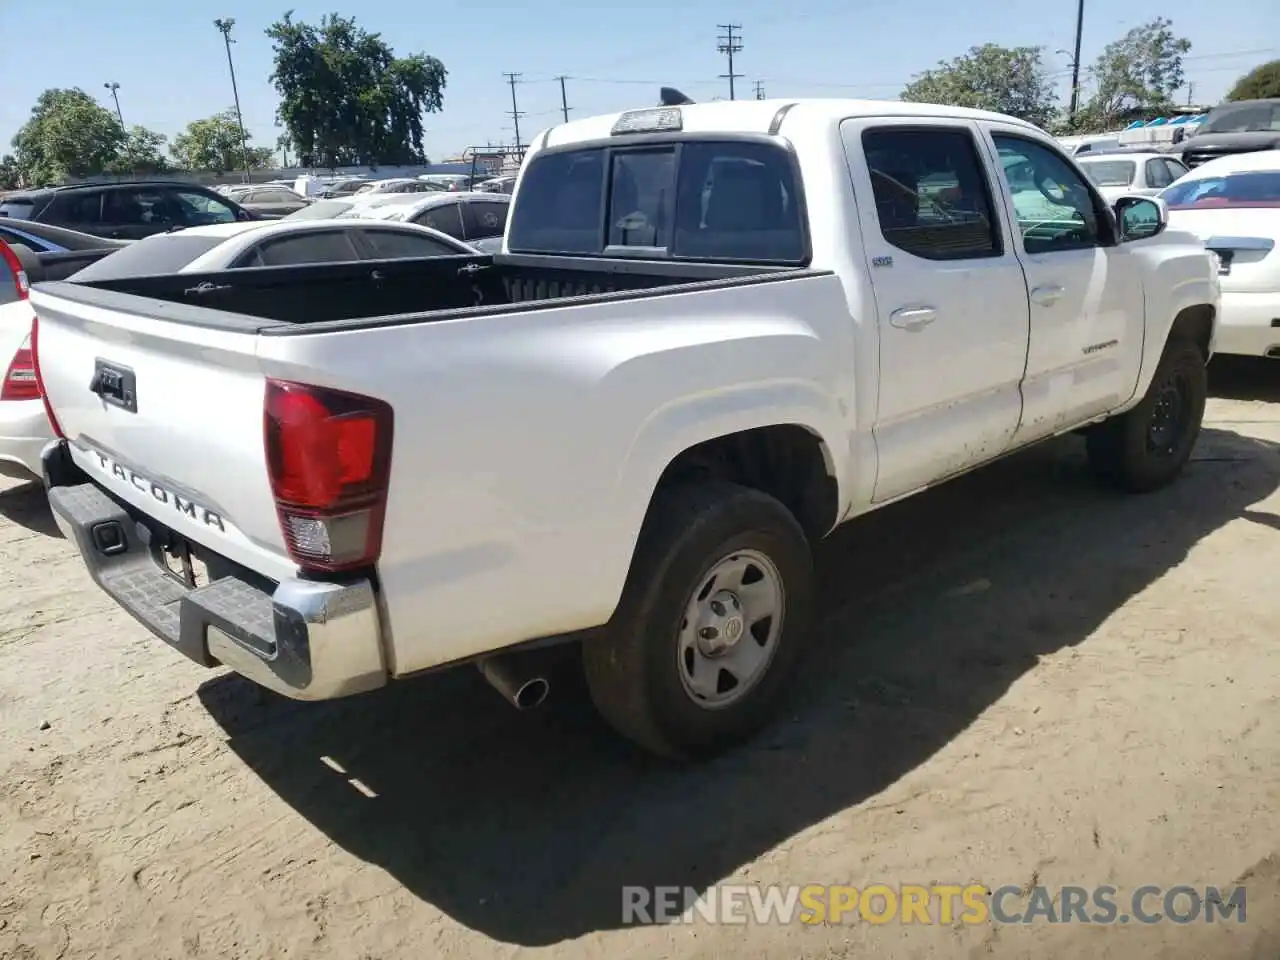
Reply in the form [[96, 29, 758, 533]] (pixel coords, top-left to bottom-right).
[[100, 188, 176, 238], [168, 189, 239, 226], [991, 135, 1106, 254]]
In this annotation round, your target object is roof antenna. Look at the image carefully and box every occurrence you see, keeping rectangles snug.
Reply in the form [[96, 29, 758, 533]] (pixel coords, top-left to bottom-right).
[[660, 87, 695, 106]]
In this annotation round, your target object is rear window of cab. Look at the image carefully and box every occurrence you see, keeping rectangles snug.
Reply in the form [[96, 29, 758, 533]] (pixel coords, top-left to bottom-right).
[[506, 139, 807, 265]]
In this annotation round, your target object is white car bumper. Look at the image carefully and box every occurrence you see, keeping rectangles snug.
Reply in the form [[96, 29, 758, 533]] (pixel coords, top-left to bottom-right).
[[1215, 291, 1280, 358], [0, 398, 53, 480]]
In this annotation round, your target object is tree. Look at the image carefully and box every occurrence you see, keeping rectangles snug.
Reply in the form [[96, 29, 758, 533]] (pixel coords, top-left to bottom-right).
[[105, 126, 171, 176], [1072, 18, 1191, 132], [10, 88, 125, 185], [900, 44, 1058, 129], [267, 12, 447, 167], [0, 155, 21, 190], [1227, 60, 1280, 101], [170, 109, 274, 173]]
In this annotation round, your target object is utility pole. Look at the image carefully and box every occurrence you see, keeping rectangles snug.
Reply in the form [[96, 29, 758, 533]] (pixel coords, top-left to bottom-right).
[[753, 80, 766, 100], [557, 76, 571, 123], [504, 72, 526, 153], [1067, 0, 1085, 117], [103, 82, 124, 127], [1186, 82, 1195, 107], [214, 17, 252, 182], [717, 24, 743, 101]]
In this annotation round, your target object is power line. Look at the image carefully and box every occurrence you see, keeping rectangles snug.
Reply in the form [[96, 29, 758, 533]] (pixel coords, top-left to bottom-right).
[[556, 75, 571, 123], [503, 72, 526, 152], [717, 24, 743, 101], [753, 80, 766, 100]]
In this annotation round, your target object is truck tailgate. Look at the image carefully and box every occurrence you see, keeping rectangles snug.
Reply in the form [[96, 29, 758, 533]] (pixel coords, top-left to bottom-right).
[[30, 286, 294, 583]]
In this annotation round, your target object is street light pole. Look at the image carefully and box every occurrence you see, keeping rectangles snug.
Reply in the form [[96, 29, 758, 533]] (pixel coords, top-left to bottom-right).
[[103, 82, 124, 127], [213, 17, 252, 182], [103, 82, 132, 175], [1068, 0, 1085, 118]]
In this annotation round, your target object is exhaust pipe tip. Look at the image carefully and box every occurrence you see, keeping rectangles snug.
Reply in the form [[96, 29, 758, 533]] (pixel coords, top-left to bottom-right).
[[478, 654, 552, 711], [514, 676, 550, 710]]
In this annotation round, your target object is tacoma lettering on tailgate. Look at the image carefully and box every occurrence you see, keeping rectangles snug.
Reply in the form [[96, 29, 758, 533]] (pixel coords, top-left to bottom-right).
[[90, 450, 226, 532]]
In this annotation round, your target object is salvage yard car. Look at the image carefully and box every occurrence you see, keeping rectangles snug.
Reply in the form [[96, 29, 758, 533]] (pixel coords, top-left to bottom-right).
[[28, 98, 1219, 759], [1159, 149, 1280, 358]]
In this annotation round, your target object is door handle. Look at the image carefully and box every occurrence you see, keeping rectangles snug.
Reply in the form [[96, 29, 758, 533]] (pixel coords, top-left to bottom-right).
[[889, 306, 937, 331], [1030, 284, 1065, 306]]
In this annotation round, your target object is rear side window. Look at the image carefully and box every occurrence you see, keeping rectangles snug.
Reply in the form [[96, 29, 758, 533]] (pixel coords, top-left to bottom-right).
[[507, 140, 806, 263], [247, 231, 361, 267], [54, 192, 104, 225], [0, 200, 38, 219], [861, 128, 1001, 260]]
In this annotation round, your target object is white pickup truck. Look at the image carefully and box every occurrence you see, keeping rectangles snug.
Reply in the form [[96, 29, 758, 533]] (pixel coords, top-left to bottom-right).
[[29, 98, 1218, 759]]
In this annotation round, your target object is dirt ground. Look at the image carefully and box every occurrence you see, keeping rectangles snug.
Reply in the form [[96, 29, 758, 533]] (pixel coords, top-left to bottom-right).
[[2, 359, 1279, 960]]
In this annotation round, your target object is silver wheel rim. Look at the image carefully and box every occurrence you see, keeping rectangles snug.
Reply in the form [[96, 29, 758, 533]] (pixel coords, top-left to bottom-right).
[[676, 548, 785, 709]]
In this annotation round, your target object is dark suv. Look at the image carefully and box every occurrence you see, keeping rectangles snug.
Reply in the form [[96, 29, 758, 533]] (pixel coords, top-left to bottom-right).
[[1168, 99, 1280, 169], [0, 180, 255, 239]]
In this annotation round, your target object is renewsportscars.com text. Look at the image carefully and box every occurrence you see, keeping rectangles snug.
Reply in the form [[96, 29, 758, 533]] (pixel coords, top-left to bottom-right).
[[621, 883, 1247, 926]]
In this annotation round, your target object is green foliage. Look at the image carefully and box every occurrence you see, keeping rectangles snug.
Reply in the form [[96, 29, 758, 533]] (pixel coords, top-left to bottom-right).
[[1226, 60, 1280, 101], [1070, 18, 1191, 133], [171, 109, 275, 173], [0, 155, 21, 191], [267, 11, 447, 167], [10, 88, 126, 185], [106, 126, 171, 176], [901, 44, 1059, 129]]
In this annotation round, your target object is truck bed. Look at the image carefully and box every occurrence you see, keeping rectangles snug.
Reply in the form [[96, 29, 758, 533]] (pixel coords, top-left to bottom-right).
[[48, 252, 810, 333]]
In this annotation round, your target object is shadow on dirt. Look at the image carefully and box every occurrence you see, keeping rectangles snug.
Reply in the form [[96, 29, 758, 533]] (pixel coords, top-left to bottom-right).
[[0, 479, 62, 539], [199, 425, 1280, 946]]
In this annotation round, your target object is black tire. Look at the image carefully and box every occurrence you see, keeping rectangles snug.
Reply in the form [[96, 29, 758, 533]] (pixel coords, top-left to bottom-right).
[[582, 481, 814, 759], [1086, 337, 1207, 493]]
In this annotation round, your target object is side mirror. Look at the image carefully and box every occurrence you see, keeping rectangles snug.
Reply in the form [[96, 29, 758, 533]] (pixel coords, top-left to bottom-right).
[[1114, 195, 1168, 242]]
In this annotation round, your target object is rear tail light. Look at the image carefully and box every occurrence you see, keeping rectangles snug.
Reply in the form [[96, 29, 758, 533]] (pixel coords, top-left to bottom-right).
[[264, 379, 393, 574], [30, 316, 65, 438], [1, 333, 39, 401]]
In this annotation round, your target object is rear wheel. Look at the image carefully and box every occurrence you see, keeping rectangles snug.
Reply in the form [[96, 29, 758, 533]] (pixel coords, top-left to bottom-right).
[[1086, 338, 1207, 493], [583, 481, 814, 759]]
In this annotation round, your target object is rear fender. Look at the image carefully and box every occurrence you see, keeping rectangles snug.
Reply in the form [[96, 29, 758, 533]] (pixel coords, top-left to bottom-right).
[[610, 379, 847, 565]]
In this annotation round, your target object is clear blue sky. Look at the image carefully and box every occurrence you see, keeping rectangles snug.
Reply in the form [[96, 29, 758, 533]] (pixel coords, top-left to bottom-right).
[[1, 0, 1276, 162]]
